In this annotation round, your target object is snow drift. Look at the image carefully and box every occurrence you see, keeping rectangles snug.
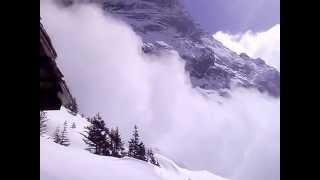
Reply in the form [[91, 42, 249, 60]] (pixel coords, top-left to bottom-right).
[[41, 139, 227, 180]]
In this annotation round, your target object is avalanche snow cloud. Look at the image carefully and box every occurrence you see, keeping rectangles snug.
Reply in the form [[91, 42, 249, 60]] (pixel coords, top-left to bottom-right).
[[40, 1, 280, 180], [213, 25, 280, 70]]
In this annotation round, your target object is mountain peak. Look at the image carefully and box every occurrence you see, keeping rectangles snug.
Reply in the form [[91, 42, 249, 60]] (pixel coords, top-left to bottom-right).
[[100, 0, 279, 97], [54, 0, 280, 97]]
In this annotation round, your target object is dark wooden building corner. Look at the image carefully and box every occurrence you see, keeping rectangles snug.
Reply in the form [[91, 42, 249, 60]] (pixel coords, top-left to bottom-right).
[[40, 20, 73, 111]]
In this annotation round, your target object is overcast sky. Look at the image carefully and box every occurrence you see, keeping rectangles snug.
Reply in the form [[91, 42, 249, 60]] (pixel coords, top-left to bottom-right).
[[183, 0, 279, 33]]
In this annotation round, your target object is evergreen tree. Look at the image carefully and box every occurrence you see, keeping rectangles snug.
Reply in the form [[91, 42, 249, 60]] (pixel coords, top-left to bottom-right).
[[155, 159, 160, 167], [128, 125, 139, 158], [147, 148, 160, 167], [82, 113, 111, 156], [110, 127, 125, 158], [128, 125, 147, 161], [66, 96, 78, 116], [40, 111, 48, 136], [71, 122, 76, 129], [53, 127, 61, 144], [53, 122, 70, 146], [60, 121, 70, 146], [137, 142, 147, 161]]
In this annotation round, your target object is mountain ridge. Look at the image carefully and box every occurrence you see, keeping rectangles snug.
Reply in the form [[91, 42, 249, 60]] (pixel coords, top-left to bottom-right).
[[55, 0, 280, 97]]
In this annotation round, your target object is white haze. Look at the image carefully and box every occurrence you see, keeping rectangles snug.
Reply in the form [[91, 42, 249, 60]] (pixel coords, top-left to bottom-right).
[[40, 1, 280, 180], [213, 24, 280, 71]]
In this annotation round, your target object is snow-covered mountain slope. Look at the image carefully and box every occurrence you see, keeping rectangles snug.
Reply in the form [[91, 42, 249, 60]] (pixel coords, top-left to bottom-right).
[[82, 0, 280, 97], [53, 0, 279, 97], [41, 107, 227, 180], [41, 1, 279, 179]]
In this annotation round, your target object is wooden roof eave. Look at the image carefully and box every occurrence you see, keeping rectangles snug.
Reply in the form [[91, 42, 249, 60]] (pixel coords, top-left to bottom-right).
[[40, 22, 57, 60], [40, 21, 74, 110]]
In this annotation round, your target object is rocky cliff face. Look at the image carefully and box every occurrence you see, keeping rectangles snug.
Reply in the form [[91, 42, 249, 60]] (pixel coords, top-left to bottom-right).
[[59, 0, 280, 97]]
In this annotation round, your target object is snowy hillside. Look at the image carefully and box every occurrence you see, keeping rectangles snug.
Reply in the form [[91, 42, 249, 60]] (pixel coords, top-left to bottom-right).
[[44, 108, 89, 149], [41, 108, 227, 180]]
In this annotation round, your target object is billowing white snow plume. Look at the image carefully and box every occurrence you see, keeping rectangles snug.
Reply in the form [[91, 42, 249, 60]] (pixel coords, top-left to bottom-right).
[[41, 1, 279, 180], [213, 24, 280, 70]]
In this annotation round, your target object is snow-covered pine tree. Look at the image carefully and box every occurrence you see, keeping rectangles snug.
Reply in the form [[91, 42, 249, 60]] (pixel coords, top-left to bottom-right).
[[155, 159, 160, 167], [128, 125, 139, 158], [137, 142, 147, 161], [128, 125, 147, 161], [82, 113, 111, 156], [71, 122, 76, 129], [60, 121, 70, 146], [66, 96, 78, 116], [110, 127, 125, 158], [40, 111, 48, 136], [147, 148, 160, 167], [53, 127, 61, 144]]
